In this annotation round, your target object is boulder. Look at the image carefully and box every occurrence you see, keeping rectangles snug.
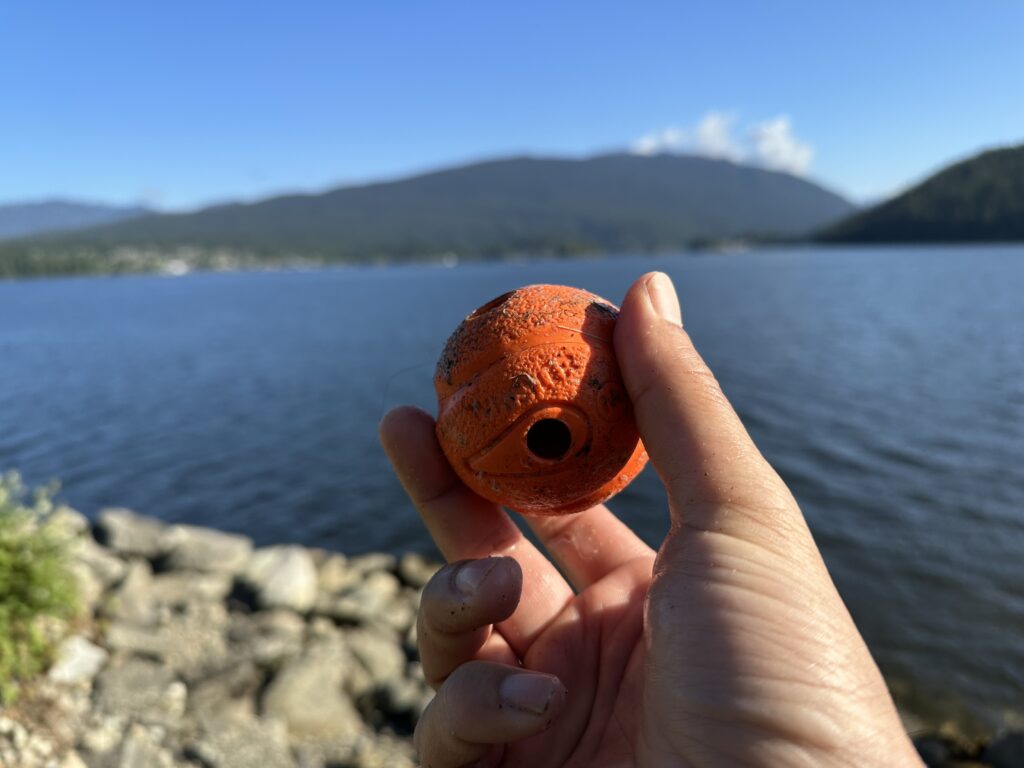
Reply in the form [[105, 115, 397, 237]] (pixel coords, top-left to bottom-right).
[[345, 627, 406, 688], [261, 640, 364, 745], [243, 546, 318, 612], [103, 559, 158, 626], [78, 711, 128, 758], [94, 658, 186, 726], [188, 715, 295, 768], [316, 552, 356, 594], [104, 603, 229, 681], [96, 508, 166, 559], [67, 559, 105, 614], [374, 593, 417, 634], [381, 675, 432, 723], [348, 553, 397, 576], [47, 505, 90, 539], [118, 723, 174, 768], [316, 571, 401, 625], [354, 733, 417, 768], [149, 570, 234, 606], [397, 552, 440, 589], [0, 716, 28, 764], [160, 524, 252, 574], [252, 608, 306, 638], [48, 635, 109, 685], [60, 751, 89, 768], [225, 611, 304, 667], [72, 537, 127, 588], [185, 660, 263, 728]]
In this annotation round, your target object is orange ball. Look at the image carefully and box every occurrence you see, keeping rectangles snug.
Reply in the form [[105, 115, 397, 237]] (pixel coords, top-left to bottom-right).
[[434, 284, 648, 516]]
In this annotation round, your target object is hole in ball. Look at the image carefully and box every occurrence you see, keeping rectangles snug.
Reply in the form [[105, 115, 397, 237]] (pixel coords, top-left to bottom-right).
[[467, 291, 514, 320], [526, 418, 573, 460]]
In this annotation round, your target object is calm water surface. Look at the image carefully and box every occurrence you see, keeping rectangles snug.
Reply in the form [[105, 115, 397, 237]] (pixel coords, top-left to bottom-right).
[[1, 246, 1022, 729]]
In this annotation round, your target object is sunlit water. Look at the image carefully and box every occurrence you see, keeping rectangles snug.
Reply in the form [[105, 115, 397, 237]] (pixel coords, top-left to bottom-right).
[[1, 245, 1022, 730]]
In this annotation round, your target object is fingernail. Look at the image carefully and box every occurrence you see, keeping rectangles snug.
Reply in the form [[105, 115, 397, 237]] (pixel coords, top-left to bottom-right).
[[453, 557, 499, 595], [645, 272, 682, 325], [499, 673, 558, 715]]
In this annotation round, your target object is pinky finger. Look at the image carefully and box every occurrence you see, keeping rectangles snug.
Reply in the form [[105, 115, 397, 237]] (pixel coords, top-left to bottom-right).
[[414, 661, 567, 768]]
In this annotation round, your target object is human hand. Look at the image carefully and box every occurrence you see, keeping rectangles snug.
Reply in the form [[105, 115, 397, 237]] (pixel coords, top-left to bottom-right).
[[380, 272, 923, 767]]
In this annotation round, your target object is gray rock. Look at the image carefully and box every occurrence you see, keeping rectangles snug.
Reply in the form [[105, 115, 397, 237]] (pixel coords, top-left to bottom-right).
[[68, 559, 105, 613], [307, 616, 337, 639], [118, 724, 174, 768], [290, 730, 414, 768], [149, 570, 234, 606], [189, 716, 295, 768], [348, 552, 397, 576], [262, 641, 364, 744], [316, 552, 356, 594], [103, 559, 158, 625], [97, 508, 167, 559], [104, 566, 232, 630], [244, 546, 318, 612], [226, 610, 304, 667], [354, 733, 417, 768], [94, 658, 186, 725], [398, 552, 441, 588], [72, 537, 127, 588], [61, 751, 89, 768], [345, 627, 406, 687], [79, 712, 127, 758], [374, 593, 417, 634], [105, 603, 229, 681], [984, 732, 1024, 768], [25, 677, 91, 748], [186, 660, 263, 728], [381, 675, 432, 722], [253, 608, 307, 637], [316, 571, 401, 624], [48, 635, 109, 685], [0, 728, 58, 767], [48, 505, 91, 538], [160, 525, 252, 573], [0, 714, 27, 746]]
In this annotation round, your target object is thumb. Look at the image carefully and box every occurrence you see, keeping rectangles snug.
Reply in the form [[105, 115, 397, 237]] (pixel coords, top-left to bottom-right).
[[614, 272, 803, 541], [615, 274, 919, 768]]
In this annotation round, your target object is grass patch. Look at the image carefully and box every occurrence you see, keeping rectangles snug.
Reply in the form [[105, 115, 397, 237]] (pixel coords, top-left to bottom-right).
[[0, 472, 79, 703]]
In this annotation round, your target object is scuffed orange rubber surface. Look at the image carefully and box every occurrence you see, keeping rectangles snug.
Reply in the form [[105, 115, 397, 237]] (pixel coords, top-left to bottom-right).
[[435, 284, 648, 516]]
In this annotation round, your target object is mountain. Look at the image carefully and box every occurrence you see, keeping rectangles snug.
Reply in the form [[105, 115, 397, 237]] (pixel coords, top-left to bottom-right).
[[820, 144, 1024, 243], [0, 154, 854, 277], [0, 200, 149, 241]]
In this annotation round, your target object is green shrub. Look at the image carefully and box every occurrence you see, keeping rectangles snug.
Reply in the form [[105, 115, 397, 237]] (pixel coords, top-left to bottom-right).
[[0, 472, 79, 703]]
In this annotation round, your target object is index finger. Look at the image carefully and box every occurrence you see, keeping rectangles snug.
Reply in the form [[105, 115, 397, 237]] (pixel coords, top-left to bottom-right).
[[379, 405, 574, 657]]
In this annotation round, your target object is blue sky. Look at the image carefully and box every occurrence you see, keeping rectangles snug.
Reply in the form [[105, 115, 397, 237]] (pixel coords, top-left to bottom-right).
[[2, 1, 1022, 210]]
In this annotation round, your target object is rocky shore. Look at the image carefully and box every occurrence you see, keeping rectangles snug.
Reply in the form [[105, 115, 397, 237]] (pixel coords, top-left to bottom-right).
[[1, 507, 439, 768], [1, 506, 1022, 768]]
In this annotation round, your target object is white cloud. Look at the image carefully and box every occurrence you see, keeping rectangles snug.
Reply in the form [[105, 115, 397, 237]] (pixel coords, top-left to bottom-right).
[[631, 126, 688, 156], [693, 112, 744, 162], [631, 112, 815, 177], [750, 116, 813, 176], [631, 112, 743, 161]]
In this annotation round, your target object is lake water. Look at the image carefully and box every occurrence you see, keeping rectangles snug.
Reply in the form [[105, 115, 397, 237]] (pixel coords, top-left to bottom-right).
[[1, 246, 1022, 730]]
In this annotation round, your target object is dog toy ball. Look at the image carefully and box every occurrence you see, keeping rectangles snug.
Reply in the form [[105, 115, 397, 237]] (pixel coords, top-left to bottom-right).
[[434, 284, 648, 516]]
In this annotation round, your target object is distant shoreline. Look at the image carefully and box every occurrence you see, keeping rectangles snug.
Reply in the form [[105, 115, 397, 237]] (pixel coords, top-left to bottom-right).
[[4, 241, 1024, 283]]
